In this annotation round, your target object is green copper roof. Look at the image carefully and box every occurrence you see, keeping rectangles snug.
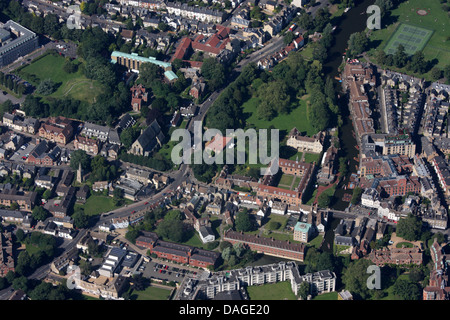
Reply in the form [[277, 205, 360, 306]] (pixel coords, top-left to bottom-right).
[[111, 50, 172, 69]]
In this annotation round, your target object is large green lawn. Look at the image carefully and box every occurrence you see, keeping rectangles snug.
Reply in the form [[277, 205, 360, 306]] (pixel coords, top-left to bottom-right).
[[312, 291, 338, 300], [368, 0, 450, 73], [17, 53, 105, 104], [246, 281, 297, 300], [131, 286, 172, 300], [76, 195, 130, 216], [242, 96, 318, 138]]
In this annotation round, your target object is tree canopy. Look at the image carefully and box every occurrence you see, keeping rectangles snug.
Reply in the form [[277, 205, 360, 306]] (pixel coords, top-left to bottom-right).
[[396, 214, 422, 241]]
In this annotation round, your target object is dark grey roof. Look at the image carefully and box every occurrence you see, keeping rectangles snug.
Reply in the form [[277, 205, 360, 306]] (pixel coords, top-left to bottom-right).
[[136, 119, 164, 150]]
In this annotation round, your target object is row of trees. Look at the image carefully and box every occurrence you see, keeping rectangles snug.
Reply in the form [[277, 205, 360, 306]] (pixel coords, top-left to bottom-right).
[[375, 45, 432, 74], [0, 273, 72, 300], [0, 72, 28, 96]]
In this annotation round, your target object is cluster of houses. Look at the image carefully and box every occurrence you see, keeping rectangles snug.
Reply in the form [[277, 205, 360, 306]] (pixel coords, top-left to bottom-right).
[[380, 69, 425, 136], [342, 61, 450, 235], [332, 214, 425, 267], [256, 32, 304, 70], [1, 104, 174, 164]]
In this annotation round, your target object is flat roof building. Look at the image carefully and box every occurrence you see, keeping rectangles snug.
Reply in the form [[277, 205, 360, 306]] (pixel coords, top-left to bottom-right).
[[0, 20, 39, 67]]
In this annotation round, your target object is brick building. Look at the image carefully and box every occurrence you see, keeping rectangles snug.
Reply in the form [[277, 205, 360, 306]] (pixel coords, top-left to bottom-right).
[[135, 231, 220, 268], [423, 239, 450, 300], [38, 116, 75, 145], [223, 229, 306, 261], [74, 135, 100, 155], [130, 84, 148, 112]]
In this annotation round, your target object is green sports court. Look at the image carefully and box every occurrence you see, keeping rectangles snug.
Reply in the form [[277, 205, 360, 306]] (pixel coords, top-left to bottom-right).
[[384, 23, 434, 56]]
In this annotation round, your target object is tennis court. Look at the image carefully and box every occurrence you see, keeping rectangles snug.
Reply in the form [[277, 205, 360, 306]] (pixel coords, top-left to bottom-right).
[[384, 23, 434, 56]]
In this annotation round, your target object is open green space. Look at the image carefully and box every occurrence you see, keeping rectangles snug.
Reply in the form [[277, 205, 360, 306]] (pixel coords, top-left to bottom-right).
[[75, 195, 130, 216], [293, 176, 302, 188], [308, 234, 323, 249], [368, 0, 450, 71], [242, 96, 318, 138], [278, 173, 294, 187], [17, 53, 106, 104], [265, 214, 289, 231], [396, 241, 414, 248], [246, 281, 297, 300], [312, 291, 338, 300], [303, 152, 321, 164], [261, 231, 293, 242], [131, 285, 172, 300]]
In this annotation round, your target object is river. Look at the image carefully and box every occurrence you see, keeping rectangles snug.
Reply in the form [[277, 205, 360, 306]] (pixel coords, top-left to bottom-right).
[[319, 0, 375, 251], [322, 0, 375, 211]]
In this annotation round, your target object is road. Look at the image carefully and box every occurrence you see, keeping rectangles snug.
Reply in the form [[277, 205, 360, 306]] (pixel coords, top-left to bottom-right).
[[235, 0, 330, 71]]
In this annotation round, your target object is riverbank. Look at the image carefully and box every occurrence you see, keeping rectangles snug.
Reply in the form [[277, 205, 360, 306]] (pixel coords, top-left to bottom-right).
[[321, 0, 375, 211]]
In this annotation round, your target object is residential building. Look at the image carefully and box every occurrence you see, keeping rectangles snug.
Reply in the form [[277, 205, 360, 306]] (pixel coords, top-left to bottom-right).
[[38, 116, 75, 145], [431, 156, 450, 197], [80, 122, 110, 142], [0, 189, 37, 212], [423, 239, 450, 300], [74, 135, 100, 155], [177, 261, 335, 300], [382, 130, 416, 158], [165, 2, 225, 23], [26, 141, 59, 166]]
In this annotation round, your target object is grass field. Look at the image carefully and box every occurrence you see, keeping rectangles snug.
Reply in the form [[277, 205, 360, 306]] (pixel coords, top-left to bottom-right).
[[132, 286, 172, 300], [265, 214, 289, 231], [18, 53, 105, 104], [312, 291, 338, 300], [303, 152, 321, 164], [278, 173, 294, 187], [396, 241, 414, 248], [75, 195, 130, 216], [242, 96, 318, 138], [246, 281, 297, 300], [368, 0, 450, 71], [384, 23, 434, 55]]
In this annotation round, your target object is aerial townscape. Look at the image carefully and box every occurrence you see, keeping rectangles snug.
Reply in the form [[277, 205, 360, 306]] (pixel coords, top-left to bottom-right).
[[0, 0, 449, 306]]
